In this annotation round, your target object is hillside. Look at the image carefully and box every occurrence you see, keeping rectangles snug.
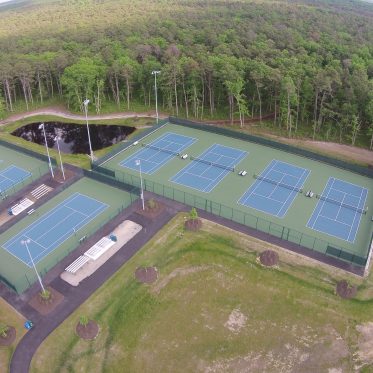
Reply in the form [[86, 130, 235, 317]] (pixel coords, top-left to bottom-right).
[[0, 0, 372, 147]]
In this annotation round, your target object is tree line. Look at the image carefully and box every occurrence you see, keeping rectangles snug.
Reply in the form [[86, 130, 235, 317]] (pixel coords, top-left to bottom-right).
[[0, 0, 372, 147]]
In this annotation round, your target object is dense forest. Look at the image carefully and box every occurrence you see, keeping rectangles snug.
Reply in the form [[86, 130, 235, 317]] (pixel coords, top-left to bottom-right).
[[0, 0, 372, 146]]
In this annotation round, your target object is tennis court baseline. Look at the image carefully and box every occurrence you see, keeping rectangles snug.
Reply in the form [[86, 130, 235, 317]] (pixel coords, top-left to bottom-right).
[[307, 177, 368, 243], [119, 132, 196, 174], [238, 160, 310, 218], [0, 165, 31, 193], [2, 193, 108, 267], [171, 144, 247, 193]]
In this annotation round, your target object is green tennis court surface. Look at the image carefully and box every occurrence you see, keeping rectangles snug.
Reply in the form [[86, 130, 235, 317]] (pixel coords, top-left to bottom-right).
[[0, 177, 137, 293], [0, 165, 31, 194], [3, 193, 108, 266], [0, 143, 49, 196], [99, 121, 372, 269]]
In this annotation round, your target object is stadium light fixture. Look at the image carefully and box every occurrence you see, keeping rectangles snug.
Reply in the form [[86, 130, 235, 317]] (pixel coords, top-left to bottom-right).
[[21, 239, 46, 293], [151, 71, 161, 124], [38, 123, 54, 178], [83, 99, 94, 162], [135, 159, 145, 210], [54, 131, 65, 180]]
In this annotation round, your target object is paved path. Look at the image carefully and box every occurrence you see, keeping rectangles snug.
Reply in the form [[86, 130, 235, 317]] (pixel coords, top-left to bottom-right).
[[5, 197, 182, 373], [0, 107, 167, 126]]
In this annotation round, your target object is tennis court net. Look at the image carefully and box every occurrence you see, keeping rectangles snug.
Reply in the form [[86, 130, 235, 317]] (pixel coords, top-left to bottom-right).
[[190, 156, 235, 172], [142, 143, 180, 156], [317, 195, 367, 214], [255, 174, 303, 193]]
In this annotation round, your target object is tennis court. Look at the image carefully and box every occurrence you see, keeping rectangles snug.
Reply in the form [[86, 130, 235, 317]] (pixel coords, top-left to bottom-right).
[[2, 193, 108, 267], [171, 144, 247, 192], [119, 132, 196, 174], [307, 177, 368, 243], [238, 160, 310, 218], [0, 165, 31, 194]]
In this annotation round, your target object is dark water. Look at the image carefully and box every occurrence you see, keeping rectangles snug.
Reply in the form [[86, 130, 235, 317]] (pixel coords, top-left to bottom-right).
[[12, 122, 136, 154]]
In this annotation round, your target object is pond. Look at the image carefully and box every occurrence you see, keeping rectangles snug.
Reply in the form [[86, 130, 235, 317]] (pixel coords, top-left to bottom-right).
[[11, 122, 136, 154]]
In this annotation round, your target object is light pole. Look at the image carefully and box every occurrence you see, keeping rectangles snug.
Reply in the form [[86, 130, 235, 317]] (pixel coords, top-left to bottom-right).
[[22, 239, 46, 293], [39, 123, 54, 178], [54, 131, 65, 181], [135, 159, 145, 210], [83, 99, 94, 161], [151, 70, 160, 124]]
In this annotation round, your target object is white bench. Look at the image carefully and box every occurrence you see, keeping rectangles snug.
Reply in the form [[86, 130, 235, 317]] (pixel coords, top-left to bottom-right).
[[27, 209, 35, 215], [84, 237, 116, 261], [10, 198, 34, 216], [65, 255, 90, 274], [239, 170, 247, 176], [31, 184, 52, 199]]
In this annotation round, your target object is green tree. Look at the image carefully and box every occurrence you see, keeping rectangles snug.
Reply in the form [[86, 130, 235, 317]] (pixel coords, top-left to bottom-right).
[[61, 57, 106, 111]]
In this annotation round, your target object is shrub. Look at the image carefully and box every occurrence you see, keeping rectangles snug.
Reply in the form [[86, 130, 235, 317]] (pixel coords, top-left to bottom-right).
[[0, 323, 9, 338], [79, 315, 89, 327]]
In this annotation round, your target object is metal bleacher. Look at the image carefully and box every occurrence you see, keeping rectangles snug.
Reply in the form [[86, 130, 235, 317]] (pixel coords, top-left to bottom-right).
[[31, 184, 52, 200], [10, 198, 34, 216], [84, 237, 116, 260], [65, 255, 90, 274]]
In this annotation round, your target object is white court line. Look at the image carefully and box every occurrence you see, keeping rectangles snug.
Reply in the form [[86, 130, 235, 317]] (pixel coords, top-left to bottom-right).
[[306, 177, 367, 243], [317, 214, 350, 228], [99, 120, 169, 166], [2, 193, 109, 266], [347, 185, 365, 242], [276, 167, 309, 217], [32, 209, 80, 244], [33, 201, 108, 263], [307, 177, 336, 230], [251, 190, 284, 203], [120, 132, 197, 174], [237, 159, 310, 217]]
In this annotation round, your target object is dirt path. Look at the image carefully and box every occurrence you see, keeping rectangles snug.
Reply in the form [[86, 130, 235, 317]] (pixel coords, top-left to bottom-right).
[[267, 135, 373, 166], [0, 106, 167, 125], [1, 107, 371, 165]]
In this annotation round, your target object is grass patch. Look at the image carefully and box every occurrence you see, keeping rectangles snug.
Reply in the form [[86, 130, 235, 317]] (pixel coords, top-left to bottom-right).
[[0, 116, 153, 170], [30, 215, 373, 373], [0, 298, 26, 373]]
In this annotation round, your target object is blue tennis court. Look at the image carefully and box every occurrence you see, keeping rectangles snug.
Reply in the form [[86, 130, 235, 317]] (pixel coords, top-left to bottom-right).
[[171, 144, 247, 193], [307, 177, 368, 243], [0, 165, 31, 193], [2, 193, 108, 267], [238, 160, 310, 218], [119, 132, 196, 174]]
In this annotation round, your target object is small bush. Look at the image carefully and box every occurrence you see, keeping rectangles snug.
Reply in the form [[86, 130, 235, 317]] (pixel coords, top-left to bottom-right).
[[189, 208, 198, 221], [0, 323, 9, 338], [146, 198, 158, 210], [40, 289, 51, 302], [79, 315, 89, 327]]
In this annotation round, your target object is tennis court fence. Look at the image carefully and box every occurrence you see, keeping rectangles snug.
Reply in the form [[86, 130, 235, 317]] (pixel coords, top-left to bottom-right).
[[93, 119, 169, 167], [98, 167, 368, 268], [169, 117, 373, 179], [0, 163, 50, 198], [2, 185, 138, 294], [0, 139, 57, 166]]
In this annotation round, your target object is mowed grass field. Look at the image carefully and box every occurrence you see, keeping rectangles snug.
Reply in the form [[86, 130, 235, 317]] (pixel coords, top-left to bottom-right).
[[0, 298, 26, 373], [30, 214, 373, 373]]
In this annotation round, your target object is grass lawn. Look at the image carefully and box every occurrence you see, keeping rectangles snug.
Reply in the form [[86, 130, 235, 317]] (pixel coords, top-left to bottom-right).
[[30, 214, 373, 373], [0, 298, 27, 373], [0, 116, 153, 170]]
